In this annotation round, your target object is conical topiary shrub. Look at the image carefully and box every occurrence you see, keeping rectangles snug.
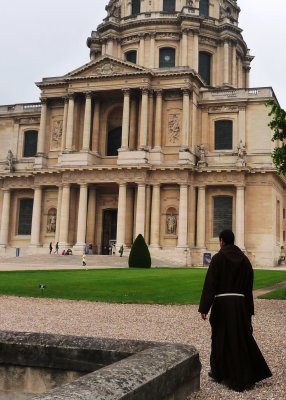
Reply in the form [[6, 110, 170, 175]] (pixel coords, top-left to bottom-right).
[[128, 234, 151, 268]]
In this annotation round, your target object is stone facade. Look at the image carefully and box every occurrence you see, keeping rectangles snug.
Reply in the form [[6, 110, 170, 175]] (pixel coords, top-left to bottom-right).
[[0, 0, 285, 266]]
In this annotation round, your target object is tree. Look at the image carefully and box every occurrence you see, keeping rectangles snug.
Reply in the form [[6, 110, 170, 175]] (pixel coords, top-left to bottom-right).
[[267, 99, 286, 175], [128, 234, 151, 268]]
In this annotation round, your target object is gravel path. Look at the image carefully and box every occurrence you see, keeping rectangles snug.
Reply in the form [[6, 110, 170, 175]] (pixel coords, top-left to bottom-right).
[[0, 296, 284, 400]]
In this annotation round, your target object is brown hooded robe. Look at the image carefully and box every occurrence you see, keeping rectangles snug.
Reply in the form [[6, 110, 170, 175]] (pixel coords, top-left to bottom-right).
[[198, 244, 272, 391]]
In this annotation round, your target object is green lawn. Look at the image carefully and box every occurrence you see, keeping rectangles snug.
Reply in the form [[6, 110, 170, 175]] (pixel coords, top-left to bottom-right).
[[0, 268, 285, 304], [258, 287, 286, 300]]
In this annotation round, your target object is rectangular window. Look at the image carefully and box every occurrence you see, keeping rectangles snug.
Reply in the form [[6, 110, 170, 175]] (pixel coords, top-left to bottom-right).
[[199, 0, 209, 16], [159, 48, 176, 68], [199, 52, 211, 85], [213, 196, 233, 237], [18, 199, 33, 235], [215, 120, 233, 150], [163, 0, 176, 12], [132, 0, 141, 15], [23, 131, 38, 157]]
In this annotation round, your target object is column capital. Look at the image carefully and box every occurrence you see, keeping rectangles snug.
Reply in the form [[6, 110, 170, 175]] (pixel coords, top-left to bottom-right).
[[152, 183, 161, 188], [122, 88, 131, 96], [84, 91, 93, 99], [140, 87, 149, 95], [138, 33, 146, 40], [118, 182, 127, 187], [181, 88, 191, 96], [62, 183, 71, 189], [182, 28, 190, 34], [155, 89, 163, 97], [33, 185, 42, 190], [236, 185, 245, 190], [137, 182, 146, 187], [80, 183, 88, 189], [40, 98, 48, 105], [67, 93, 75, 100], [62, 96, 69, 103], [179, 183, 189, 189], [1, 188, 10, 193]]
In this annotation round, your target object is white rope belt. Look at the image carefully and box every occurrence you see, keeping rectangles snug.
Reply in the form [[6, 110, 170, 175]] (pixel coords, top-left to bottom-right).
[[215, 293, 244, 298]]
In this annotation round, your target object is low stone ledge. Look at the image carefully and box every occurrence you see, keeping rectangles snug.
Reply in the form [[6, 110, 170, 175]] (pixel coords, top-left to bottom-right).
[[0, 331, 201, 400]]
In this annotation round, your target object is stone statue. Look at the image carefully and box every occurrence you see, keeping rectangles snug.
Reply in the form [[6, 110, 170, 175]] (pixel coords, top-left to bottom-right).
[[106, 0, 121, 19], [6, 149, 15, 172], [47, 214, 56, 233], [237, 140, 246, 166], [186, 0, 194, 7], [197, 144, 207, 167], [166, 214, 177, 235]]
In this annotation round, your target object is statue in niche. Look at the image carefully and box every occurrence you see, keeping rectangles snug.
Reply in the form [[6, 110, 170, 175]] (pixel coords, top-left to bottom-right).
[[106, 0, 121, 19], [166, 214, 177, 235], [168, 114, 181, 143], [6, 149, 15, 172], [186, 0, 194, 7], [51, 120, 63, 148], [197, 144, 208, 167], [47, 212, 56, 233], [237, 140, 246, 166]]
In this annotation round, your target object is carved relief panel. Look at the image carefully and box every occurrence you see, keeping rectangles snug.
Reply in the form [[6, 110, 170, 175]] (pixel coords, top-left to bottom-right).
[[50, 116, 63, 150], [164, 107, 182, 147]]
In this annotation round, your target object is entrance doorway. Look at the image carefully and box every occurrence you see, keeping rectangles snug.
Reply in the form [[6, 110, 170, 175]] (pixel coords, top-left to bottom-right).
[[102, 209, 118, 254]]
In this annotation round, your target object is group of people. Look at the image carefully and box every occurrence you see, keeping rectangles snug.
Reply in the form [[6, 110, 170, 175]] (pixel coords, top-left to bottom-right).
[[49, 242, 72, 256]]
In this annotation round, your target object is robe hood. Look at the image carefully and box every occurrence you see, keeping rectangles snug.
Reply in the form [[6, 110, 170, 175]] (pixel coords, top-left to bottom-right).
[[219, 244, 246, 265]]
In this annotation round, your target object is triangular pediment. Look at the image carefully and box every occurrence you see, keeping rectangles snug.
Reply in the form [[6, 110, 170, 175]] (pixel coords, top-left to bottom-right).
[[66, 56, 151, 79]]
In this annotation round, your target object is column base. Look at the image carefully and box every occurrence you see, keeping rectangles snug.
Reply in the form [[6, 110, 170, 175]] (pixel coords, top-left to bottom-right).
[[29, 244, 42, 248], [117, 149, 149, 165], [73, 244, 86, 254], [149, 244, 161, 249], [33, 155, 48, 169]]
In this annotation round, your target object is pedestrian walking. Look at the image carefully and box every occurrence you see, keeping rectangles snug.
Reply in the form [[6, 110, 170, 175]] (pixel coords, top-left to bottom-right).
[[119, 245, 124, 257], [49, 242, 53, 254], [198, 229, 272, 392], [54, 242, 59, 254], [82, 254, 87, 270]]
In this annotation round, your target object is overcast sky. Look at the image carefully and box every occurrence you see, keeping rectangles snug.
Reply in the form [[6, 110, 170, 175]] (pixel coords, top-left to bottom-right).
[[0, 0, 285, 108]]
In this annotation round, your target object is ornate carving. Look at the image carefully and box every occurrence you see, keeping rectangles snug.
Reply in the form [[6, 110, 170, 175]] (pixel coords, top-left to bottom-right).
[[209, 105, 239, 113], [51, 118, 63, 149], [168, 114, 181, 144], [166, 208, 177, 235], [105, 0, 121, 19], [6, 150, 15, 173], [47, 208, 57, 233], [197, 144, 208, 167], [236, 140, 247, 166]]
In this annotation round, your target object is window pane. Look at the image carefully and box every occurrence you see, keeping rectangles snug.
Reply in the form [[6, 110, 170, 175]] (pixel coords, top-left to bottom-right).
[[18, 199, 33, 235], [159, 48, 175, 68], [215, 120, 233, 150], [213, 197, 233, 237], [199, 0, 209, 16], [23, 131, 38, 157], [132, 0, 141, 15], [199, 52, 211, 85], [107, 127, 122, 156], [163, 0, 176, 12], [126, 51, 137, 64]]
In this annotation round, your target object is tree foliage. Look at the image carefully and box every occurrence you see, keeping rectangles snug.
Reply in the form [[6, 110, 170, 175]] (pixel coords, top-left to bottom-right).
[[128, 234, 151, 268], [267, 99, 286, 175]]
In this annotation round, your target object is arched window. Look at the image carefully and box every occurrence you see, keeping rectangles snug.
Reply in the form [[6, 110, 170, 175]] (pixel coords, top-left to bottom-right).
[[107, 127, 122, 156], [214, 120, 233, 150], [18, 198, 33, 235], [213, 196, 233, 237], [199, 51, 211, 85], [23, 130, 38, 157], [131, 0, 141, 15], [199, 0, 209, 17], [163, 0, 176, 12], [125, 50, 137, 64], [159, 48, 176, 68]]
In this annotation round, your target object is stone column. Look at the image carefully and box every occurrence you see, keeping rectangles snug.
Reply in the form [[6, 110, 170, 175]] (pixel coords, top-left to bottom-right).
[[86, 187, 96, 246], [181, 29, 188, 66], [135, 184, 146, 238], [0, 189, 11, 246], [30, 186, 42, 246], [177, 184, 189, 248], [182, 89, 190, 148], [245, 67, 250, 88], [65, 95, 75, 151], [148, 91, 154, 148], [232, 42, 237, 87], [93, 98, 100, 153], [238, 106, 246, 145], [116, 183, 127, 248], [154, 90, 163, 149], [55, 186, 62, 243], [129, 98, 137, 150], [236, 186, 245, 250], [223, 40, 230, 85], [197, 186, 206, 248], [139, 34, 145, 66], [82, 93, 92, 151], [59, 184, 71, 245], [61, 98, 68, 151], [145, 185, 151, 244], [121, 89, 130, 149], [37, 99, 47, 155], [75, 184, 88, 247], [139, 89, 149, 149], [150, 184, 161, 247], [192, 30, 199, 71], [149, 33, 156, 68]]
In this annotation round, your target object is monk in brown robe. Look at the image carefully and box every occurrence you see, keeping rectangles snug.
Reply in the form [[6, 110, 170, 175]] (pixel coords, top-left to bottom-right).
[[199, 229, 272, 392]]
